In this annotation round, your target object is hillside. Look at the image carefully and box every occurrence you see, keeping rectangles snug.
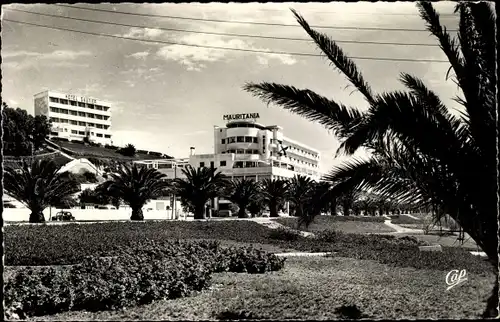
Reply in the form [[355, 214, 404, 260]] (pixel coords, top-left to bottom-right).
[[46, 139, 173, 161]]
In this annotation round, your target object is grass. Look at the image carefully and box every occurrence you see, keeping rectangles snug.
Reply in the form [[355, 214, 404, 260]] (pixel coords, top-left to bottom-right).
[[275, 215, 396, 234], [402, 233, 480, 251], [27, 256, 494, 320], [390, 214, 422, 225]]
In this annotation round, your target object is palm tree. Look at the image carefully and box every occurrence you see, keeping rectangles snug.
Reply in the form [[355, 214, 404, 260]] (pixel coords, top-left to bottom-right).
[[243, 2, 496, 316], [227, 178, 260, 218], [260, 178, 289, 217], [299, 181, 333, 229], [287, 175, 315, 223], [173, 165, 227, 219], [105, 163, 169, 220], [3, 159, 80, 223]]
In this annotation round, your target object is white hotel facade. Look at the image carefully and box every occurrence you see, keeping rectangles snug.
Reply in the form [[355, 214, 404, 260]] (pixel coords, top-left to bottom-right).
[[34, 90, 113, 146], [135, 113, 322, 182]]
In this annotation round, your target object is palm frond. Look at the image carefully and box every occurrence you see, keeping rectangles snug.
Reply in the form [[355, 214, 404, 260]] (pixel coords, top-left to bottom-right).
[[291, 8, 376, 105], [243, 82, 363, 138]]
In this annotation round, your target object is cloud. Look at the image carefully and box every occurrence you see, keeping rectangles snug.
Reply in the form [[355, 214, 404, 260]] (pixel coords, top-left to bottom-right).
[[2, 49, 92, 60], [2, 60, 90, 71], [8, 99, 19, 106], [127, 51, 150, 59], [121, 27, 164, 39], [156, 33, 297, 71]]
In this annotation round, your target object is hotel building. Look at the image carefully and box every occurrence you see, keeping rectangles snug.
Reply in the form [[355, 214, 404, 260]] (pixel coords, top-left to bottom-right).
[[34, 90, 113, 146], [136, 113, 322, 181]]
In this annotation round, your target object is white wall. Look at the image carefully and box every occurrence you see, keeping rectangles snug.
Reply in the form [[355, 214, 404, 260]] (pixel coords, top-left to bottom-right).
[[3, 207, 186, 222]]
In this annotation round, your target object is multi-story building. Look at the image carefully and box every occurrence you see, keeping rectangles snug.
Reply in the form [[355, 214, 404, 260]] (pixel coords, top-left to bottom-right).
[[34, 90, 113, 146], [134, 113, 323, 216], [136, 113, 322, 181]]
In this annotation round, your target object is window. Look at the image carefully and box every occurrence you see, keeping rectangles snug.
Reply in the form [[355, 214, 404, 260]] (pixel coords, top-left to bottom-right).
[[96, 115, 103, 120], [50, 107, 57, 112], [60, 99, 68, 105], [78, 131, 85, 135], [78, 102, 86, 107], [78, 112, 86, 117], [96, 124, 103, 129], [236, 136, 244, 142], [70, 111, 77, 116], [236, 149, 244, 154], [88, 104, 95, 109], [71, 130, 78, 134], [87, 123, 95, 127], [221, 139, 225, 144], [229, 137, 236, 143], [50, 131, 58, 136], [70, 120, 77, 125], [96, 133, 103, 137], [220, 160, 226, 166], [200, 162, 205, 168], [104, 134, 111, 138], [60, 109, 68, 114], [60, 119, 68, 123], [96, 105, 102, 110], [252, 137, 258, 143], [245, 137, 252, 143], [158, 163, 172, 169], [49, 97, 59, 103], [70, 101, 77, 106], [78, 121, 86, 126], [210, 161, 214, 168], [253, 149, 259, 154], [87, 113, 95, 118]]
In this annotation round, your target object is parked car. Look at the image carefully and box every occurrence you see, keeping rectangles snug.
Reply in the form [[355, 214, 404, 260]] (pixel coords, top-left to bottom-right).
[[51, 211, 75, 221]]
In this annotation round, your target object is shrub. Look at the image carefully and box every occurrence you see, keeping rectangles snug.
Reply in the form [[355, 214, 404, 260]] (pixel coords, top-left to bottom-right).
[[268, 227, 301, 241], [316, 229, 339, 242]]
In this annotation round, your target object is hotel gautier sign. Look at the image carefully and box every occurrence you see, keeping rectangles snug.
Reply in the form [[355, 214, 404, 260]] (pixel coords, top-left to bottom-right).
[[223, 113, 260, 121]]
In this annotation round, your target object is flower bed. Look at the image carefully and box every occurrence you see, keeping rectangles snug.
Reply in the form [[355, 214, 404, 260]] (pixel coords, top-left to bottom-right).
[[4, 239, 285, 318]]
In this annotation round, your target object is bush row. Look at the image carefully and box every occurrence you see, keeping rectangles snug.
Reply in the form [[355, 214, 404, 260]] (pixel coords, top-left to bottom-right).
[[5, 240, 285, 318], [278, 229, 494, 275]]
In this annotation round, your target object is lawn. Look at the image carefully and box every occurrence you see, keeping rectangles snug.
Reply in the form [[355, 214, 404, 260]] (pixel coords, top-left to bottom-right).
[[28, 256, 494, 320], [390, 214, 422, 225], [275, 215, 396, 234]]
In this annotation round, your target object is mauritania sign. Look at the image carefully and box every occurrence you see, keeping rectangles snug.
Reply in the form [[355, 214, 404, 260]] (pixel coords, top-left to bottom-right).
[[223, 113, 260, 121]]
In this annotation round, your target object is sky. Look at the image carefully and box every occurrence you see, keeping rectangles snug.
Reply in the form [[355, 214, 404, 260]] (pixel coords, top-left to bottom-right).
[[1, 2, 461, 174]]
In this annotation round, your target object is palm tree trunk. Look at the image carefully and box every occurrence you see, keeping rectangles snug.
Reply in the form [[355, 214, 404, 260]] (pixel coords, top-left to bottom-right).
[[131, 207, 144, 221], [194, 204, 205, 220], [269, 200, 279, 217], [238, 205, 247, 218], [330, 199, 337, 216], [29, 210, 45, 223], [483, 277, 499, 318]]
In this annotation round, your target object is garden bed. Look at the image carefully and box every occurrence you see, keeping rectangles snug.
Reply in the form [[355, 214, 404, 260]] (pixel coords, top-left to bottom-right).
[[4, 220, 492, 276], [27, 256, 495, 320], [275, 215, 395, 234]]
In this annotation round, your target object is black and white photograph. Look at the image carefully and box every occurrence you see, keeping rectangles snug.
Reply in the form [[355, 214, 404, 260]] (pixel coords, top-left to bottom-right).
[[1, 1, 498, 320]]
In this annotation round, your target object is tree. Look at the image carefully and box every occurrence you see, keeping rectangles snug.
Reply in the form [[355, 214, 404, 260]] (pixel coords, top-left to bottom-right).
[[287, 175, 315, 221], [227, 179, 260, 218], [2, 103, 51, 156], [118, 143, 136, 157], [243, 3, 497, 316], [3, 159, 80, 223], [260, 178, 289, 217], [173, 165, 227, 219], [105, 163, 169, 220], [299, 181, 332, 229]]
